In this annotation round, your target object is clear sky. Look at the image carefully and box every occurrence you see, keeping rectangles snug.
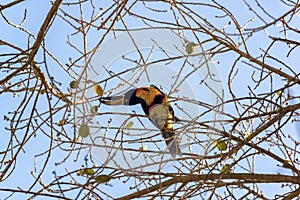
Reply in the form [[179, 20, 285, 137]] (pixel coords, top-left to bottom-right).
[[0, 0, 299, 199]]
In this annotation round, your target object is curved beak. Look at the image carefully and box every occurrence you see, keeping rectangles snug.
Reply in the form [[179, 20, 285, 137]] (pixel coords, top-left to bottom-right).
[[99, 89, 136, 105], [99, 95, 127, 105]]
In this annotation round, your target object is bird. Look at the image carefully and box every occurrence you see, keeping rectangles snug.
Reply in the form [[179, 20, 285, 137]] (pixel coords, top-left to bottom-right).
[[99, 85, 182, 157]]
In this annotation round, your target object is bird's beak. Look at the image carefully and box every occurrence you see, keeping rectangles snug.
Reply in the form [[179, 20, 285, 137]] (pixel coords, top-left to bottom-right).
[[99, 95, 127, 105], [99, 88, 136, 105]]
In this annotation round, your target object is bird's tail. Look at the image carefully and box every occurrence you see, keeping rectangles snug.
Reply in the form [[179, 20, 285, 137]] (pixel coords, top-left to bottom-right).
[[161, 130, 182, 157]]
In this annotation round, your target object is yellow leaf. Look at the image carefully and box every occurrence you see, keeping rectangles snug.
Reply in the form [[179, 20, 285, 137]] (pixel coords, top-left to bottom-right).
[[58, 119, 66, 126], [139, 145, 147, 151], [93, 84, 103, 96]]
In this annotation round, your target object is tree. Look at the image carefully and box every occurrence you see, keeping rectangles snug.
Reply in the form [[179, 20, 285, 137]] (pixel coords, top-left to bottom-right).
[[0, 0, 300, 199]]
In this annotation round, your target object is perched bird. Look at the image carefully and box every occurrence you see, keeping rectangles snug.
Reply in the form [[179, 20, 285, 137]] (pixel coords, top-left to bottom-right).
[[99, 85, 182, 157]]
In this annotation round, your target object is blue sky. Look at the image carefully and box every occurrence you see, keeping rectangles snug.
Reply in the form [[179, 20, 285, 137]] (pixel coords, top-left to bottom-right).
[[0, 0, 299, 199]]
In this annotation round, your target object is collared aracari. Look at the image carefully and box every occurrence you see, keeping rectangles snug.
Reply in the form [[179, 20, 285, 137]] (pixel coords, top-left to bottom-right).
[[99, 85, 182, 157]]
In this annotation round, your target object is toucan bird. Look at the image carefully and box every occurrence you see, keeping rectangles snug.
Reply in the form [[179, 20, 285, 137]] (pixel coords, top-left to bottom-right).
[[99, 85, 182, 157]]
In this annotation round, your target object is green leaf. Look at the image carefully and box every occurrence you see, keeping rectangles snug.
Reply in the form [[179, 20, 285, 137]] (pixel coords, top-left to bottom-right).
[[70, 80, 80, 89], [185, 42, 198, 54], [214, 140, 227, 151], [95, 174, 111, 183], [90, 106, 98, 115], [79, 124, 90, 138], [221, 164, 231, 174], [78, 168, 95, 176], [125, 121, 134, 129], [93, 84, 103, 96]]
